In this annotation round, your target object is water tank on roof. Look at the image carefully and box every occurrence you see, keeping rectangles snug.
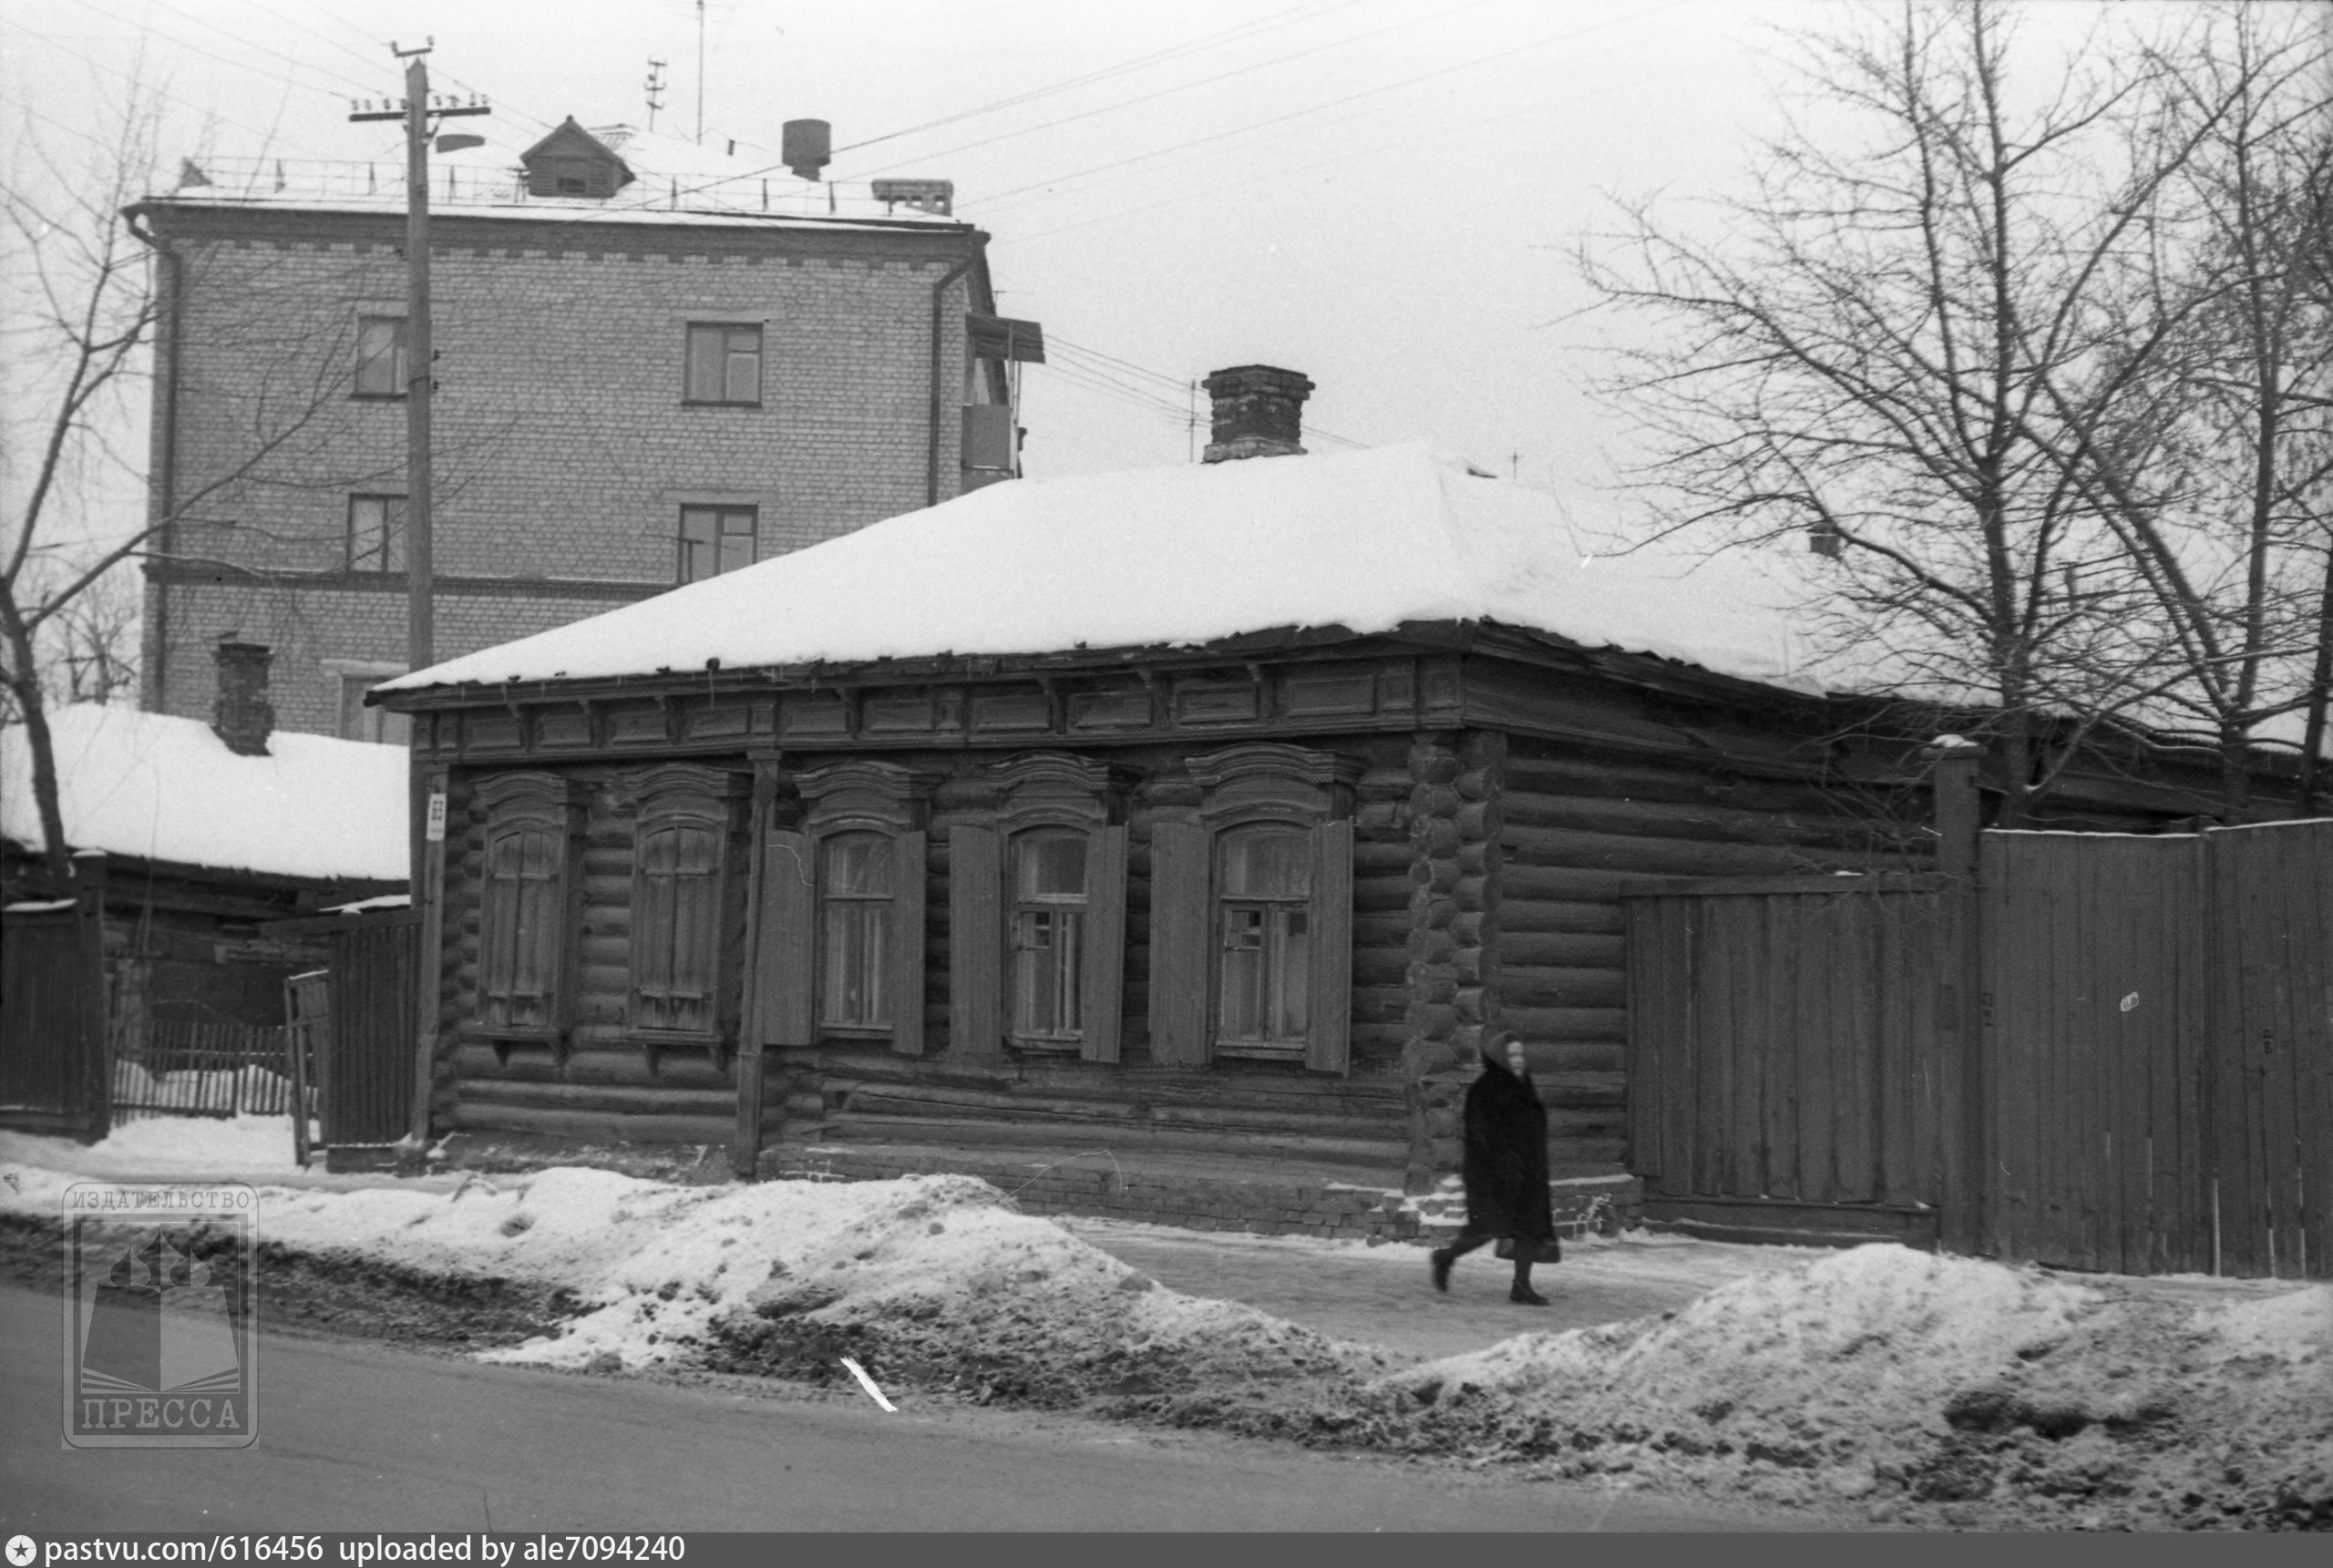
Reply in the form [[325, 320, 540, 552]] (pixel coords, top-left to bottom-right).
[[782, 119, 830, 181]]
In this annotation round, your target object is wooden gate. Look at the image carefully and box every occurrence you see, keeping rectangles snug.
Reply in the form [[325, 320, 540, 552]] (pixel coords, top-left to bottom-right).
[[1984, 821, 2330, 1277], [1624, 875, 1953, 1245], [1628, 820, 2329, 1276], [265, 909, 416, 1168], [0, 860, 108, 1139]]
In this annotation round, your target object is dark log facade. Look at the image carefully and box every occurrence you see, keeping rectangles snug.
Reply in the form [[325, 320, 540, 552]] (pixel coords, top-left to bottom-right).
[[384, 621, 2294, 1190]]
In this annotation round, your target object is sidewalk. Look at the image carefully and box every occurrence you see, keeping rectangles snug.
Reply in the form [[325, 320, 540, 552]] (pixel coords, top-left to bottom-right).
[[0, 1118, 1821, 1368], [1061, 1215, 1824, 1365]]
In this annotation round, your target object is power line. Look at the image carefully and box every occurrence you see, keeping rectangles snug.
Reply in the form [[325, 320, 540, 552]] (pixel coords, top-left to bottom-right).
[[829, 0, 1364, 159], [990, 39, 1649, 250], [971, 0, 1688, 214], [54, 0, 381, 107], [839, 0, 1494, 183], [553, 1, 1378, 233], [1, 13, 352, 168]]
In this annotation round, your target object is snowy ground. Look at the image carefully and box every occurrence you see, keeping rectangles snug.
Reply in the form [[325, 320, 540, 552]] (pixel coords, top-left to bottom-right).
[[4, 1126, 2324, 1530]]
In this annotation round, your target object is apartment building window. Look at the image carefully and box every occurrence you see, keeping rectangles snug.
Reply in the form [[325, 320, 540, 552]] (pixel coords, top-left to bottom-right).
[[354, 316, 406, 398], [335, 676, 411, 745], [683, 323, 762, 405], [348, 495, 406, 572], [678, 505, 755, 583]]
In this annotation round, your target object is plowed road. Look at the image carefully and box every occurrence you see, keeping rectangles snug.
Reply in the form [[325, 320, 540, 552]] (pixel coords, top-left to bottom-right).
[[0, 1286, 1802, 1532]]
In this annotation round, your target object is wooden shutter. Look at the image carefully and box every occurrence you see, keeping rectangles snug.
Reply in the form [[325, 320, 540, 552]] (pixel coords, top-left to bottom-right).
[[480, 831, 523, 1027], [1080, 825, 1128, 1063], [755, 830, 816, 1046], [515, 829, 564, 1028], [889, 830, 929, 1056], [632, 826, 678, 1030], [1147, 819, 1211, 1066], [949, 825, 1003, 1057], [1307, 818, 1353, 1074], [667, 825, 720, 1033]]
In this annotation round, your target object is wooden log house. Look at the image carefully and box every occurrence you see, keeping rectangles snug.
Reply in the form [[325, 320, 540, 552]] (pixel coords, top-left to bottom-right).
[[374, 366, 2292, 1193], [2, 649, 408, 1039]]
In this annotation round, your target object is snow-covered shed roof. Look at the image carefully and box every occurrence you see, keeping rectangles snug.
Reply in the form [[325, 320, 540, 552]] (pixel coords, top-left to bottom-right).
[[379, 443, 1821, 699], [0, 705, 409, 884]]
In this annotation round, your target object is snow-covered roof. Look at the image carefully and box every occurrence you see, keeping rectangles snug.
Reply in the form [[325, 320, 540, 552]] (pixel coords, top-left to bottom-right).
[[380, 443, 1822, 698], [0, 705, 408, 884], [145, 120, 967, 233]]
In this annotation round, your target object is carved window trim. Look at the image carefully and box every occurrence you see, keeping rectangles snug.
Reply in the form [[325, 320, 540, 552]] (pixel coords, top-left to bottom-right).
[[951, 753, 1128, 1061], [1151, 743, 1358, 1072], [797, 760, 933, 1054]]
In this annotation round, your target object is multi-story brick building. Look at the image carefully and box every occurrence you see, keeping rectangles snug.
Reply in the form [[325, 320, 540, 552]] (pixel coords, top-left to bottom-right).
[[130, 119, 1037, 743]]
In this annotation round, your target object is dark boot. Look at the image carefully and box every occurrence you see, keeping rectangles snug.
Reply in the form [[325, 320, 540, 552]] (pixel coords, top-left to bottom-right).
[[1510, 1260, 1548, 1306], [1430, 1248, 1454, 1293]]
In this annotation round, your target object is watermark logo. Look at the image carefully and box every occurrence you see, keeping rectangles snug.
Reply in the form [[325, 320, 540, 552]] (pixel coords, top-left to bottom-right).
[[62, 1183, 257, 1448]]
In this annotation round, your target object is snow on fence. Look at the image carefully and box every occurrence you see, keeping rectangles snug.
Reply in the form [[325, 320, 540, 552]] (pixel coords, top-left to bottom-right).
[[110, 1020, 310, 1122]]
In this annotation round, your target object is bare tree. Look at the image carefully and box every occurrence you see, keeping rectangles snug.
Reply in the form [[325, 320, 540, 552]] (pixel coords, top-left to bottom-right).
[[2, 85, 363, 881], [1580, 0, 2324, 822], [2044, 5, 2333, 815]]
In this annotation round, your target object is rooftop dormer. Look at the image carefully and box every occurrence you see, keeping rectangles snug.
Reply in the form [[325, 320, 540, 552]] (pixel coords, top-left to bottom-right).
[[519, 118, 634, 200]]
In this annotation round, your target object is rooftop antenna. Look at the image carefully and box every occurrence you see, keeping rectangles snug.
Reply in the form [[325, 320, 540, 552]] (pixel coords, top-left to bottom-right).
[[645, 58, 666, 132], [695, 0, 706, 144]]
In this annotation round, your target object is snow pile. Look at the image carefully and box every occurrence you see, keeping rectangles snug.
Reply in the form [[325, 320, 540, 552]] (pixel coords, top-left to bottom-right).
[[382, 444, 1822, 699], [0, 704, 408, 882], [1359, 1245, 2332, 1530], [0, 1113, 304, 1178], [245, 1168, 1387, 1401]]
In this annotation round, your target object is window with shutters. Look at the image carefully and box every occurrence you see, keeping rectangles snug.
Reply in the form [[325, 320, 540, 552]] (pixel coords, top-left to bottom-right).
[[1010, 830, 1086, 1044], [752, 761, 932, 1057], [1216, 825, 1311, 1049], [683, 323, 763, 406], [625, 764, 748, 1053], [818, 831, 894, 1029], [948, 753, 1127, 1062], [1147, 743, 1358, 1072], [470, 773, 582, 1047]]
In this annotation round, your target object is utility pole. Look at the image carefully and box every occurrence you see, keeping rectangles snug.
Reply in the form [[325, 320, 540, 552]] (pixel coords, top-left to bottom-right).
[[695, 0, 707, 144], [351, 43, 489, 678], [646, 58, 667, 132]]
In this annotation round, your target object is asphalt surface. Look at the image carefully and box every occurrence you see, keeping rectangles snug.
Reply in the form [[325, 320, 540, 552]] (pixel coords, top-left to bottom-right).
[[0, 1284, 1798, 1532]]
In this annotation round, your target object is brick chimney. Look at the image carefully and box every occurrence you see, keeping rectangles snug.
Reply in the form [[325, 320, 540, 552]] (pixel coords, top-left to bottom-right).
[[1201, 364, 1313, 463], [212, 640, 274, 757]]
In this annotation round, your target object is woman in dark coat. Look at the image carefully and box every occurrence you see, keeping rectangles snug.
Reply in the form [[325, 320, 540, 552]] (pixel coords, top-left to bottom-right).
[[1431, 1031, 1558, 1304]]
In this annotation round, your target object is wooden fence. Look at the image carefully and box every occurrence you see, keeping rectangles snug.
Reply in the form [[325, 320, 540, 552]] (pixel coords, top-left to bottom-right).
[[1624, 876, 1952, 1246], [1626, 817, 2331, 1277], [109, 1019, 304, 1122], [1984, 821, 2329, 1278], [0, 857, 109, 1140]]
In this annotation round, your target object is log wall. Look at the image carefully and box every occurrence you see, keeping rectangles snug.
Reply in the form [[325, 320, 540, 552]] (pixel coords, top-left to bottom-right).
[[1494, 734, 1939, 1173]]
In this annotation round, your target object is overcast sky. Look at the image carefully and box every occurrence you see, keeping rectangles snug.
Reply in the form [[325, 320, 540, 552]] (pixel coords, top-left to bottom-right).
[[5, 0, 2187, 520]]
